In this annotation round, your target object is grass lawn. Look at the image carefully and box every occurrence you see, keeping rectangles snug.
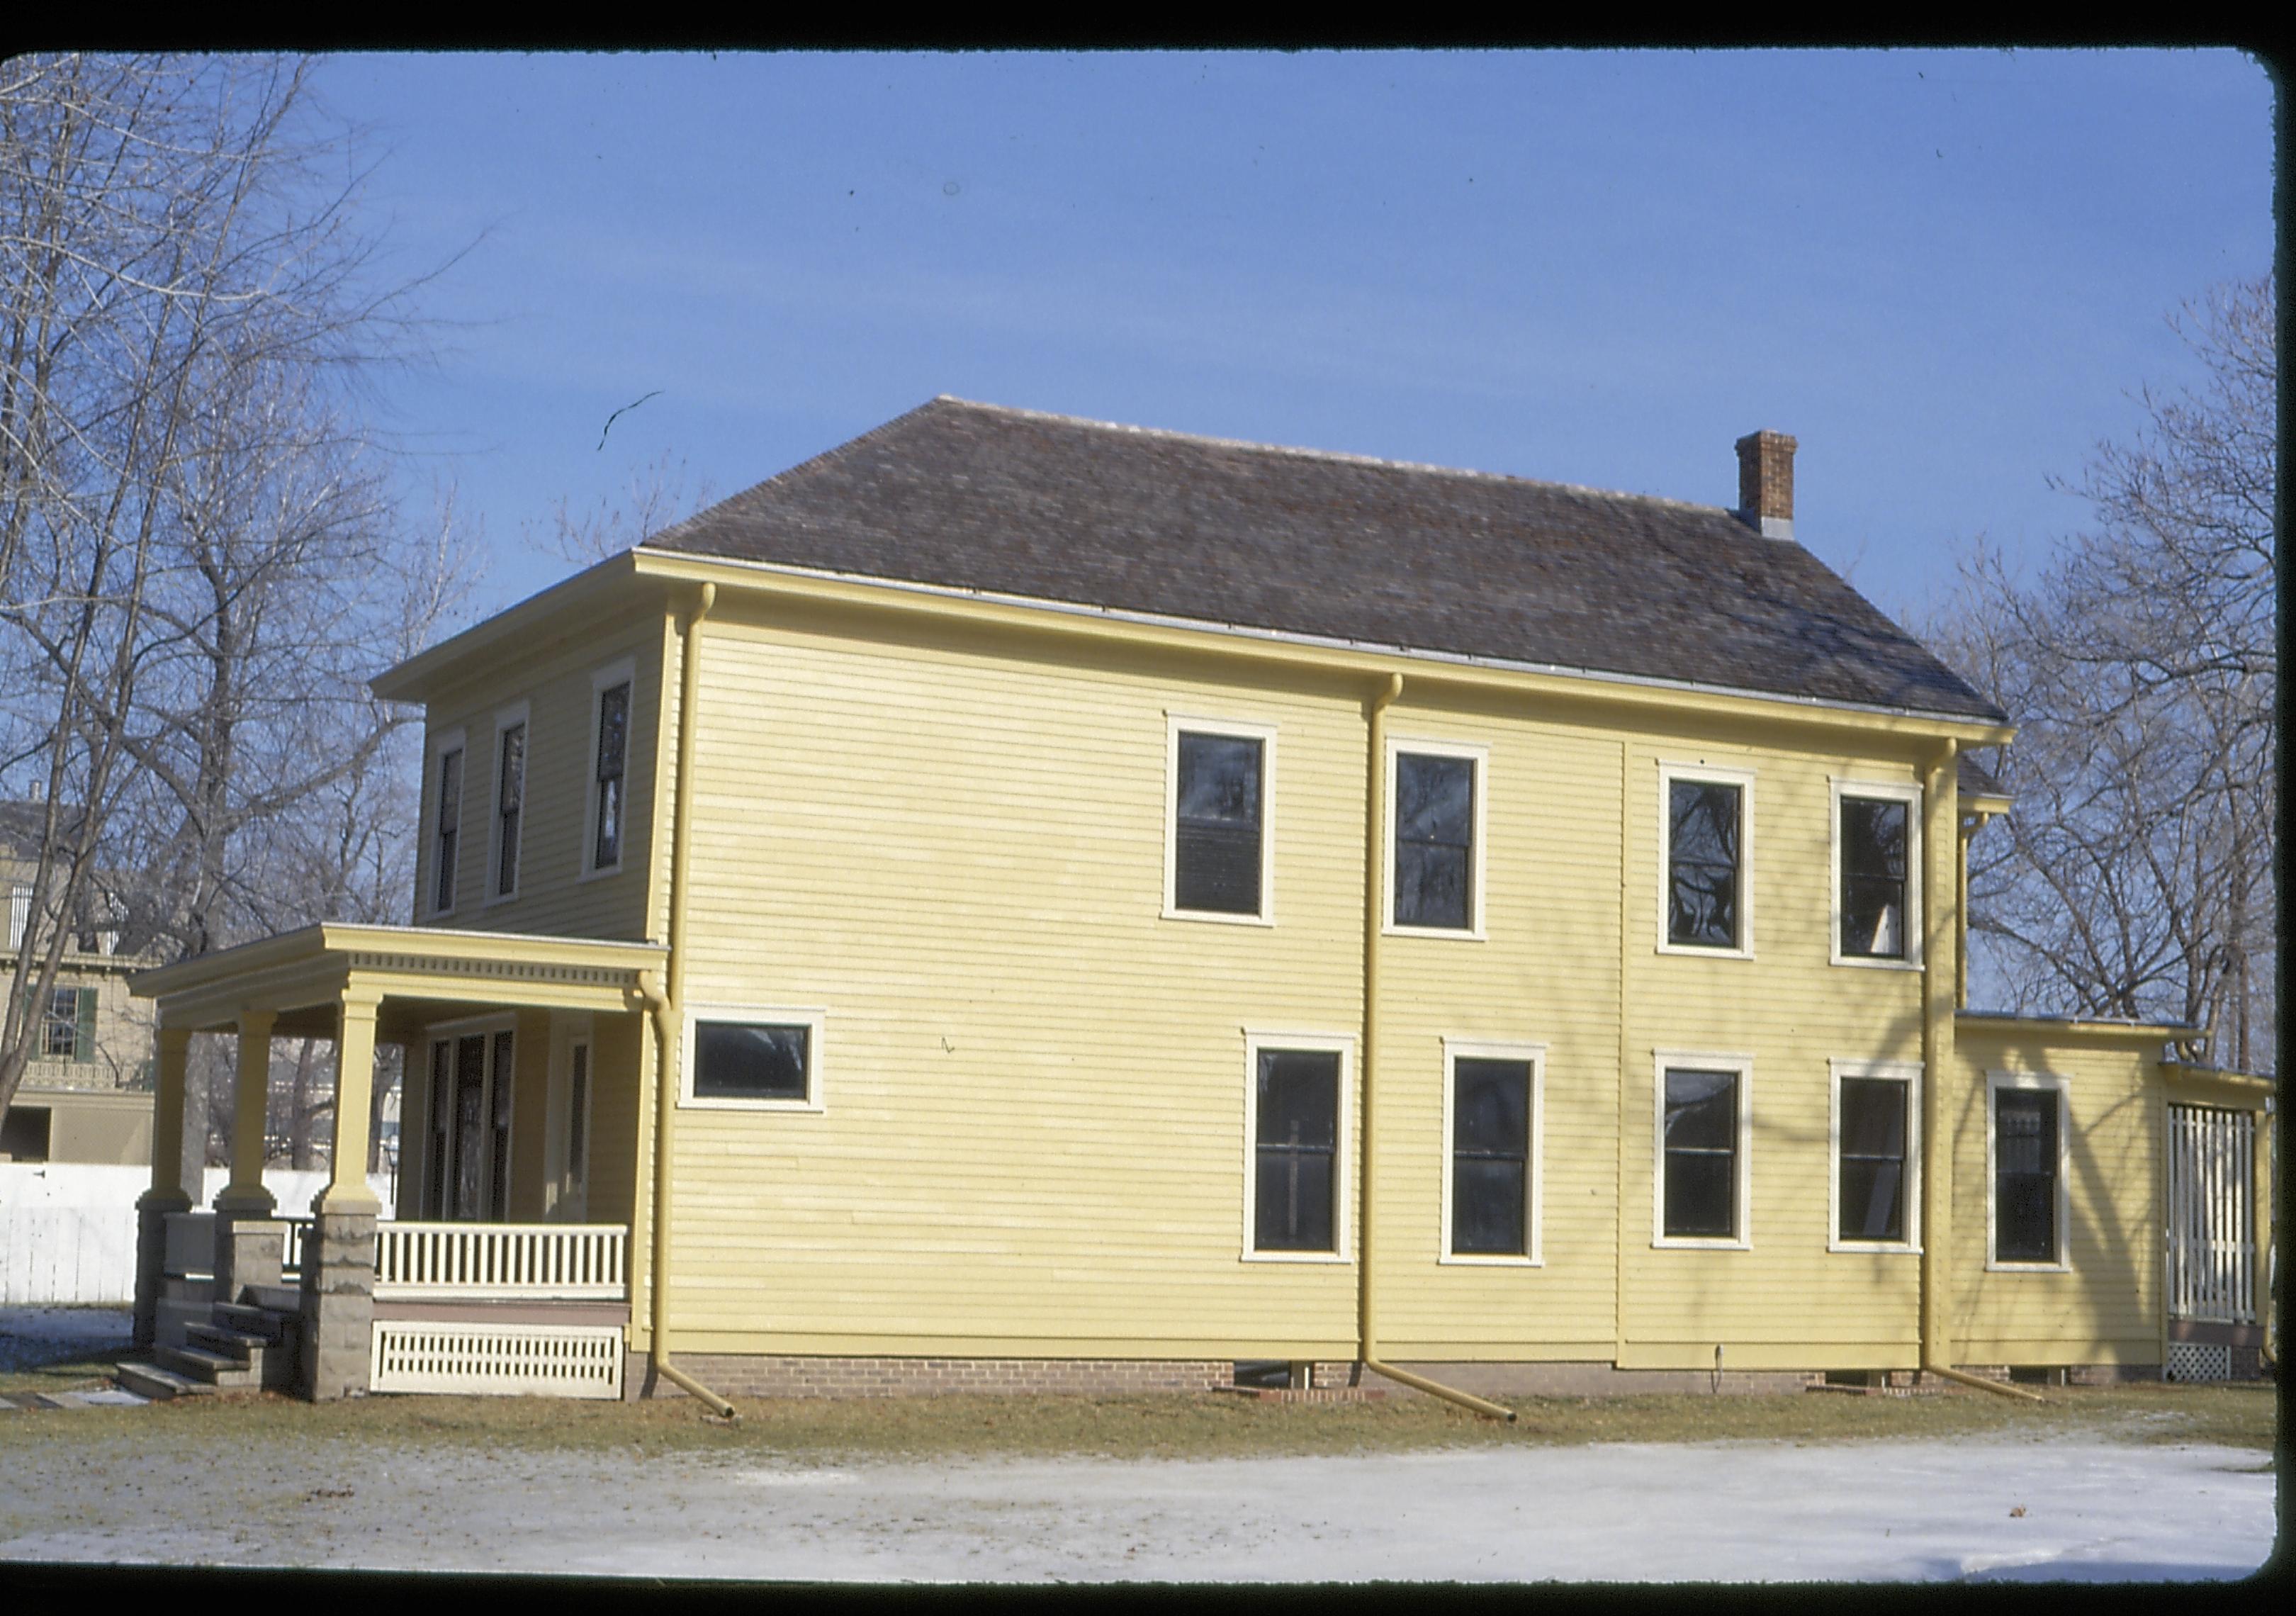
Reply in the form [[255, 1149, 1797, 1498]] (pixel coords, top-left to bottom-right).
[[0, 1349, 2276, 1462]]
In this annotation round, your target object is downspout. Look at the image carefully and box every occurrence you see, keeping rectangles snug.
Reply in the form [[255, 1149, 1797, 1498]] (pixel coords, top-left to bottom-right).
[[1920, 741, 2041, 1404], [643, 583, 736, 1419], [1354, 671, 1515, 1424]]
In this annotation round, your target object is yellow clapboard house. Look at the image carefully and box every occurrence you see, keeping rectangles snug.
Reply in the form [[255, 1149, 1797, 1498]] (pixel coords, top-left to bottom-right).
[[123, 400, 2272, 1404]]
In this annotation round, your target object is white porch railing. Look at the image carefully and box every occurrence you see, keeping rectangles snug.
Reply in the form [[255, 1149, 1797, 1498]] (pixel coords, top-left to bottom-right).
[[373, 1222, 627, 1301], [2166, 1104, 2255, 1325]]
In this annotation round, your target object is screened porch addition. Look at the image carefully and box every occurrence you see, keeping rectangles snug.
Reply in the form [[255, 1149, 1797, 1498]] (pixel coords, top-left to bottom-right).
[[128, 923, 665, 1401], [2163, 1101, 2266, 1383]]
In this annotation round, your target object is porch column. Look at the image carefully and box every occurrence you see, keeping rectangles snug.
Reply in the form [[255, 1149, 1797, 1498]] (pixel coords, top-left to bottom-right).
[[303, 988, 380, 1401], [213, 1009, 277, 1216], [132, 1026, 195, 1349]]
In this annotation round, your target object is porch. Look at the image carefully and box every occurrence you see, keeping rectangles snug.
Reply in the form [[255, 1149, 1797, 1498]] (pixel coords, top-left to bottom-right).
[[127, 923, 666, 1401]]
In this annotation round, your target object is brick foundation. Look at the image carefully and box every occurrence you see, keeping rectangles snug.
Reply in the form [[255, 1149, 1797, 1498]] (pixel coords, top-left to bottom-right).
[[629, 1353, 1232, 1401]]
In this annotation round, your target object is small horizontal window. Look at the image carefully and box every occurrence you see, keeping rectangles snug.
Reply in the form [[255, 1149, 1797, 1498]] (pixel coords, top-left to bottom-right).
[[694, 1021, 811, 1103]]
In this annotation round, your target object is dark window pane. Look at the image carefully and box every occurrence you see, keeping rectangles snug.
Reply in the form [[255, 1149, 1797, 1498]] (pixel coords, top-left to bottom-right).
[[1256, 1050, 1339, 1252], [595, 683, 630, 868], [1452, 1057, 1531, 1256], [1662, 1067, 1738, 1239], [1667, 780, 1740, 947], [1840, 797, 1908, 958], [453, 1034, 486, 1222], [694, 1021, 811, 1101], [1395, 753, 1473, 929], [1838, 1077, 1907, 1159], [1839, 1160, 1904, 1243], [1453, 1159, 1526, 1255], [1664, 1152, 1736, 1238], [1453, 1060, 1529, 1155], [1663, 1068, 1736, 1150], [1175, 731, 1264, 914], [1994, 1089, 2059, 1262], [497, 723, 525, 897], [489, 1029, 515, 1221], [435, 748, 462, 911], [566, 1045, 589, 1172]]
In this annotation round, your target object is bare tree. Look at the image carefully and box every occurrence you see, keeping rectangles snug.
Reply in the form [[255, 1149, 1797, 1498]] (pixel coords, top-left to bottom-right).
[[0, 55, 477, 1135], [527, 447, 714, 566], [1934, 274, 2275, 1070]]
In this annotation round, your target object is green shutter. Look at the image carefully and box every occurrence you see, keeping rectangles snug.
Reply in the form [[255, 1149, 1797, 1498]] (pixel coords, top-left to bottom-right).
[[74, 987, 96, 1062]]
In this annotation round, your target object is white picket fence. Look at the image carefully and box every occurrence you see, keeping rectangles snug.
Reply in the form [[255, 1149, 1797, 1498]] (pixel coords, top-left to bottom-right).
[[0, 1165, 393, 1304]]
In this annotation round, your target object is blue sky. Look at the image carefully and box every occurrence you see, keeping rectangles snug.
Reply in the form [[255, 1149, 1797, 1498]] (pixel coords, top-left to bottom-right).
[[318, 50, 2275, 633]]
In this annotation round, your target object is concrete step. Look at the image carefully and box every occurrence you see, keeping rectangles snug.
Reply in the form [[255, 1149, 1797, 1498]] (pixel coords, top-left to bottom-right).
[[213, 1302, 296, 1343], [240, 1284, 303, 1315], [185, 1321, 265, 1362], [114, 1360, 213, 1401], [157, 1343, 261, 1389]]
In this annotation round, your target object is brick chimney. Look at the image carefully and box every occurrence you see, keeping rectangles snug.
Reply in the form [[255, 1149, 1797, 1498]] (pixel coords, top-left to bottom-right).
[[1735, 430, 1796, 541]]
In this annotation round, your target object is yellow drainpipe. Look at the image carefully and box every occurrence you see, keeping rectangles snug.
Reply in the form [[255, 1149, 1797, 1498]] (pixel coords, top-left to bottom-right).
[[643, 583, 736, 1419], [1920, 743, 2039, 1405], [1353, 671, 1515, 1424]]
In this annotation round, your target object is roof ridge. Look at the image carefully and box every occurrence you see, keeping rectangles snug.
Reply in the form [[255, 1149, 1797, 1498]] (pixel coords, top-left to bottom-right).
[[928, 395, 1738, 522]]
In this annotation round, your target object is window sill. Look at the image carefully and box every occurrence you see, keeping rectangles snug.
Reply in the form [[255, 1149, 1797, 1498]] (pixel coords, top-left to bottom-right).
[[1438, 1253, 1543, 1268], [1240, 1250, 1351, 1265], [1828, 1240, 1923, 1256], [1830, 953, 1923, 972], [1162, 906, 1275, 927], [1985, 1258, 2070, 1274], [1655, 941, 1754, 960], [481, 889, 520, 909], [1652, 1236, 1752, 1251], [1383, 923, 1487, 942], [575, 862, 624, 885], [677, 1096, 826, 1114]]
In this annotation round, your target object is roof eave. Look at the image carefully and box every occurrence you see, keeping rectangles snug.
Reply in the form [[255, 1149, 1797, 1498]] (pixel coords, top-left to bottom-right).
[[369, 551, 653, 706]]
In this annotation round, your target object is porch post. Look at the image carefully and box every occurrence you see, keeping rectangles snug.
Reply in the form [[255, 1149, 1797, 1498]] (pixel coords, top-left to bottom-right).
[[213, 1009, 278, 1215], [132, 1026, 195, 1349], [303, 987, 380, 1401]]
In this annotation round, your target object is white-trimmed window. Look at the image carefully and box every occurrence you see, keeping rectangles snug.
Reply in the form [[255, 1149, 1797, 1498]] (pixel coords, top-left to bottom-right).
[[550, 1027, 593, 1221], [1830, 1060, 1921, 1252], [1987, 1072, 2070, 1270], [1653, 1052, 1753, 1249], [1386, 738, 1487, 938], [1658, 762, 1754, 957], [1441, 1038, 1545, 1264], [489, 702, 531, 904], [583, 658, 636, 877], [1832, 779, 1921, 967], [426, 728, 468, 917], [681, 1006, 827, 1112], [418, 1016, 515, 1222], [1164, 714, 1276, 924], [1242, 1030, 1353, 1262]]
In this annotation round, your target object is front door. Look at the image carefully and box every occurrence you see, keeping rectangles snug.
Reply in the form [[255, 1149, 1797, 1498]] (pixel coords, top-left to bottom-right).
[[427, 1026, 514, 1221]]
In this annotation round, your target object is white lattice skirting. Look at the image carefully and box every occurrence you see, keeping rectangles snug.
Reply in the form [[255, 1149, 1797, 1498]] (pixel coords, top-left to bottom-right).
[[369, 1322, 625, 1399], [2166, 1341, 2234, 1383]]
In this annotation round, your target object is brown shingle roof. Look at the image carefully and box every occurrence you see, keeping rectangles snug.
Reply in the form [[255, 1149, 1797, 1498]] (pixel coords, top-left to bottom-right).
[[648, 398, 2007, 723]]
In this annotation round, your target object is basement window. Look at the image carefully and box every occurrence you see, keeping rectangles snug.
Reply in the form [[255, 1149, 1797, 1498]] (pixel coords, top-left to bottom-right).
[[683, 1009, 826, 1111]]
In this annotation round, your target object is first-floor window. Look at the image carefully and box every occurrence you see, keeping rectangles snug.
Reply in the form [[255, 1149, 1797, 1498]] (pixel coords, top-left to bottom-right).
[[1660, 1064, 1743, 1241], [1253, 1048, 1341, 1253], [1448, 1052, 1535, 1257], [685, 1012, 823, 1109], [1835, 1071, 1913, 1244], [1993, 1083, 2062, 1264]]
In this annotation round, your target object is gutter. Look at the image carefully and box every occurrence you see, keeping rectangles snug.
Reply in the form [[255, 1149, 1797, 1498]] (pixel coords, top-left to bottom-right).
[[1354, 671, 1515, 1425], [642, 583, 736, 1420]]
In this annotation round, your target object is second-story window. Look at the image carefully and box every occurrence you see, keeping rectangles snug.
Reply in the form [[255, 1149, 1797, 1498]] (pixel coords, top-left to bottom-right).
[[1663, 767, 1750, 953], [1392, 748, 1480, 932], [1835, 785, 1918, 964], [433, 743, 464, 914], [494, 719, 526, 899], [1173, 730, 1265, 916], [592, 679, 630, 871]]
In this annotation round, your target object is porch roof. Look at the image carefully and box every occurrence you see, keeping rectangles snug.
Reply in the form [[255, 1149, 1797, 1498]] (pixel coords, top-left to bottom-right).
[[129, 923, 666, 1038]]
